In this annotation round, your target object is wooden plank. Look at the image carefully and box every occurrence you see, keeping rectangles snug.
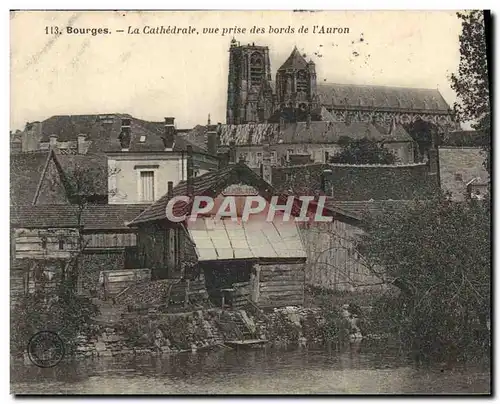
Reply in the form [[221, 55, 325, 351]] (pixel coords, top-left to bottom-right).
[[259, 286, 304, 294], [260, 290, 304, 299], [259, 280, 304, 287]]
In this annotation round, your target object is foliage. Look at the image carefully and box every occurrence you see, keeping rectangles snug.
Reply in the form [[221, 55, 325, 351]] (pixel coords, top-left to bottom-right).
[[450, 11, 491, 173], [330, 137, 399, 165], [358, 197, 491, 361], [11, 282, 99, 355]]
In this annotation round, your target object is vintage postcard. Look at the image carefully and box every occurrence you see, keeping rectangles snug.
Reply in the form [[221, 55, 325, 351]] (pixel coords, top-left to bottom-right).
[[9, 10, 491, 395]]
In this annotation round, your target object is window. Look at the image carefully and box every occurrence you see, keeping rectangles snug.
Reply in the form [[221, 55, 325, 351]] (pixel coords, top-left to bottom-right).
[[58, 239, 65, 250], [455, 173, 463, 182], [270, 151, 277, 164], [287, 149, 294, 161], [324, 151, 330, 163], [41, 236, 47, 250], [140, 171, 155, 202], [256, 152, 263, 165], [296, 70, 308, 92], [250, 52, 264, 86], [139, 135, 146, 143]]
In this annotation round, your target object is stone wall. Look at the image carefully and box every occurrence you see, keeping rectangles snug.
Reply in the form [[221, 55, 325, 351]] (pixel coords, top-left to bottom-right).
[[72, 306, 358, 358]]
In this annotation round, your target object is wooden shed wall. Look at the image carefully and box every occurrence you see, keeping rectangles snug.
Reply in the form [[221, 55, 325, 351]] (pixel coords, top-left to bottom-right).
[[257, 262, 305, 308], [299, 221, 385, 291]]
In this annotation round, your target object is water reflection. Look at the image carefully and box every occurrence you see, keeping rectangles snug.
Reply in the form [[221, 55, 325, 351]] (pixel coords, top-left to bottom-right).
[[11, 341, 490, 395]]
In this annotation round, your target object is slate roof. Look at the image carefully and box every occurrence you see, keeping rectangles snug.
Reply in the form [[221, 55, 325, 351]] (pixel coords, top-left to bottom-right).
[[438, 147, 489, 201], [33, 114, 205, 154], [213, 121, 412, 147], [272, 162, 439, 201], [10, 204, 149, 230], [10, 150, 51, 205], [315, 83, 451, 112], [278, 47, 309, 71]]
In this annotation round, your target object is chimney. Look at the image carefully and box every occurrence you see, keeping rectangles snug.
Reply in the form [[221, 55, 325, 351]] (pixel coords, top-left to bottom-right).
[[77, 134, 87, 154], [321, 169, 333, 196], [167, 181, 174, 200], [260, 144, 273, 184], [22, 121, 42, 152], [428, 129, 441, 188], [206, 125, 218, 156], [228, 141, 237, 164], [119, 118, 131, 151], [49, 134, 58, 149], [389, 118, 397, 135], [186, 145, 194, 197], [163, 117, 176, 150]]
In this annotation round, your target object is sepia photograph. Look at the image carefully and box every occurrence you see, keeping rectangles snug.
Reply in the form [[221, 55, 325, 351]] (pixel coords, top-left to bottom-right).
[[9, 9, 491, 395]]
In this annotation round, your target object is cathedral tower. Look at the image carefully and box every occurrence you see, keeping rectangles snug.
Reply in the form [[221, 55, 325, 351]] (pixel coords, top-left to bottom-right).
[[276, 47, 318, 121], [226, 39, 275, 124]]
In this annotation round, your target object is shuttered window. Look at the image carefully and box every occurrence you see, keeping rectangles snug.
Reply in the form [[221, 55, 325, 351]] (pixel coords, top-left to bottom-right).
[[140, 171, 155, 202]]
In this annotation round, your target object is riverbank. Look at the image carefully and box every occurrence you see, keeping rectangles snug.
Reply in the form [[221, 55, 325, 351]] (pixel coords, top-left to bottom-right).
[[11, 342, 491, 395]]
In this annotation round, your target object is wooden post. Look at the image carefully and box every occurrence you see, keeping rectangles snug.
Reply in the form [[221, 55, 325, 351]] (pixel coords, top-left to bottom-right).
[[251, 264, 261, 303], [184, 279, 190, 308]]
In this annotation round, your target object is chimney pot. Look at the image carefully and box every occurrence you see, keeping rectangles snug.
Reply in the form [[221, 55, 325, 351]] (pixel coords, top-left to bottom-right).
[[186, 145, 194, 197], [206, 125, 218, 156], [163, 117, 176, 150], [167, 181, 174, 200], [49, 134, 58, 148], [77, 133, 87, 154], [228, 141, 237, 164]]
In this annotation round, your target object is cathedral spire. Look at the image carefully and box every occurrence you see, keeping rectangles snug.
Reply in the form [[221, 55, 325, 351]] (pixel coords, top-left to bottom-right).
[[207, 113, 211, 125], [278, 46, 309, 71]]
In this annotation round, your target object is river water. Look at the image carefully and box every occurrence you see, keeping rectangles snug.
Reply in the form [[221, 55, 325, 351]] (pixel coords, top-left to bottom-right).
[[11, 341, 490, 395]]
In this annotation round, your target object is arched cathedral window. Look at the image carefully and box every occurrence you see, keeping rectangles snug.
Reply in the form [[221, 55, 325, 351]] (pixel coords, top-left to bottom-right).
[[250, 52, 264, 86], [297, 70, 308, 93]]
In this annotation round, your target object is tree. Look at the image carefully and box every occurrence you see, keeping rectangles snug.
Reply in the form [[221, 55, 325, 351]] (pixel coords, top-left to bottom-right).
[[357, 197, 490, 361], [450, 11, 491, 173], [330, 137, 399, 165]]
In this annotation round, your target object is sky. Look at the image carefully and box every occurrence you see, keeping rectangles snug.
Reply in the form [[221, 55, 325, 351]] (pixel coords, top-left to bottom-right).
[[10, 10, 464, 131]]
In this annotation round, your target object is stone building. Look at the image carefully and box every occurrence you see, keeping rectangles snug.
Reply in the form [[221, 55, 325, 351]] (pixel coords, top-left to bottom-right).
[[226, 40, 458, 131]]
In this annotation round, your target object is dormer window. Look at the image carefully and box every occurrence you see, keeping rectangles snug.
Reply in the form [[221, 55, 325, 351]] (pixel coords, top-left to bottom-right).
[[139, 135, 146, 143]]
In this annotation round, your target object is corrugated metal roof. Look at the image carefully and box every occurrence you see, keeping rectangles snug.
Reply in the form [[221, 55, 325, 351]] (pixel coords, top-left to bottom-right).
[[188, 216, 307, 261]]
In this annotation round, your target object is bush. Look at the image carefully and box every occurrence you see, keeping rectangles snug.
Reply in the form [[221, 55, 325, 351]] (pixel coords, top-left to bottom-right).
[[11, 284, 99, 355]]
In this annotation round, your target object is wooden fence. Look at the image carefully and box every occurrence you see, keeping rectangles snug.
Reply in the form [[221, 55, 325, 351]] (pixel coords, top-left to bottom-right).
[[101, 268, 151, 298]]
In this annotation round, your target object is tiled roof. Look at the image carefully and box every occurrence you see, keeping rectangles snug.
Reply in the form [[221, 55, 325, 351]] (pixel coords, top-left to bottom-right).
[[54, 153, 108, 196], [316, 83, 451, 112], [10, 204, 149, 230], [34, 114, 205, 154], [438, 147, 489, 201], [215, 121, 412, 146], [278, 47, 309, 71], [10, 150, 51, 205], [273, 162, 439, 201]]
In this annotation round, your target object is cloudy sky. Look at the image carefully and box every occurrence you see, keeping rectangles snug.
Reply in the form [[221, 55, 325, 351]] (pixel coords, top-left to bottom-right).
[[10, 10, 464, 131]]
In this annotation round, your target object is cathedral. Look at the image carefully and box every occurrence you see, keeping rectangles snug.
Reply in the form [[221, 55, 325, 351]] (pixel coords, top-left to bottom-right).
[[225, 39, 459, 132]]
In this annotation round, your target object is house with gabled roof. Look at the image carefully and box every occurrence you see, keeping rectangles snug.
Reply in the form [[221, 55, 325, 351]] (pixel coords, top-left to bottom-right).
[[126, 155, 381, 306]]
